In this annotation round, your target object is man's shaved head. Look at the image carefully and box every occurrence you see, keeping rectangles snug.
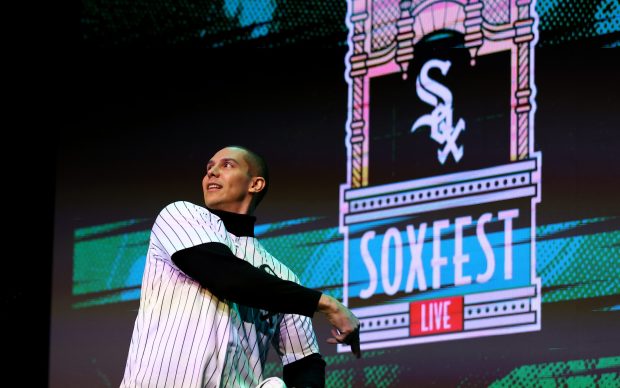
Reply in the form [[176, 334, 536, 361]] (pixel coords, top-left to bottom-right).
[[227, 145, 269, 209]]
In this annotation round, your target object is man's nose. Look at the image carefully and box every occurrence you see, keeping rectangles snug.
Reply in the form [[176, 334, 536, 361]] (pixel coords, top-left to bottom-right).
[[208, 166, 219, 177]]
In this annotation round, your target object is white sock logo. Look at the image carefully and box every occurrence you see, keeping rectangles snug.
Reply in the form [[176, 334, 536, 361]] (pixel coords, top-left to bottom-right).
[[411, 59, 466, 164]]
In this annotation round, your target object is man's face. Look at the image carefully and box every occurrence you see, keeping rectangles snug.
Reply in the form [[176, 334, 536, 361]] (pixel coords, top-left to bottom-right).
[[203, 147, 255, 214]]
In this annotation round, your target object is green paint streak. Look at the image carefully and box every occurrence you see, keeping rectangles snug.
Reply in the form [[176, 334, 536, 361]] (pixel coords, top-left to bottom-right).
[[325, 368, 356, 387], [363, 364, 400, 387], [489, 356, 620, 387], [539, 229, 620, 303], [72, 217, 619, 308], [73, 230, 149, 295]]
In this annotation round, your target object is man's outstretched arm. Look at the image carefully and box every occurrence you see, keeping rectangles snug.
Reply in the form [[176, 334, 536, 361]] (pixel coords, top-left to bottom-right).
[[172, 241, 361, 357], [172, 242, 321, 316]]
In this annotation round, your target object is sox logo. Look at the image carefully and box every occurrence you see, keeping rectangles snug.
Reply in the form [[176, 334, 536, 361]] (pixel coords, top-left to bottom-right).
[[411, 59, 466, 165]]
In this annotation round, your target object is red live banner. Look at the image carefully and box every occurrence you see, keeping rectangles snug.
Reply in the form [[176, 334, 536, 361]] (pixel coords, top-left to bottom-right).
[[410, 297, 463, 336]]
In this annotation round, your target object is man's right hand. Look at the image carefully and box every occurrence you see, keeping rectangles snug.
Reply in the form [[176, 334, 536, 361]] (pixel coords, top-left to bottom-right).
[[317, 294, 361, 358]]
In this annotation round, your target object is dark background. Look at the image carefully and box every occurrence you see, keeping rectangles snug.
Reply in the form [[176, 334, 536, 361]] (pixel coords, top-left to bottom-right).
[[4, 2, 619, 383], [43, 47, 620, 386]]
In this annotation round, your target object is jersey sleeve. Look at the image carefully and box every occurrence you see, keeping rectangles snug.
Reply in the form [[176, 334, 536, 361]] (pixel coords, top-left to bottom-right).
[[275, 313, 321, 365], [151, 201, 233, 262], [271, 273, 321, 365]]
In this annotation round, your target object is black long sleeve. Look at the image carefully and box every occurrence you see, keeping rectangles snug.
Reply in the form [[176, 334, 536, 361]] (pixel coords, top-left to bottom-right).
[[171, 242, 322, 317], [283, 353, 326, 388]]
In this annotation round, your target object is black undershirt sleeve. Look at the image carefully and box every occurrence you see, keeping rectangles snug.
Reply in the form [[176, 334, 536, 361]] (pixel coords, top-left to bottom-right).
[[171, 242, 322, 317], [283, 353, 326, 388]]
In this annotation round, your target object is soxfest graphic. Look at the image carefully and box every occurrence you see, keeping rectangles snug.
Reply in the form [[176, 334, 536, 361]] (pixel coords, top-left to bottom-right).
[[340, 0, 542, 351]]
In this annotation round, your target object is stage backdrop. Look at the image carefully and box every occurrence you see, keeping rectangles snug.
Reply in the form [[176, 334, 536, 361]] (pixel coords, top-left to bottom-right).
[[53, 1, 619, 386]]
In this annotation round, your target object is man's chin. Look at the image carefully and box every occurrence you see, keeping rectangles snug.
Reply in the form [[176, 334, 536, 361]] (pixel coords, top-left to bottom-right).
[[205, 198, 226, 210], [204, 197, 219, 209]]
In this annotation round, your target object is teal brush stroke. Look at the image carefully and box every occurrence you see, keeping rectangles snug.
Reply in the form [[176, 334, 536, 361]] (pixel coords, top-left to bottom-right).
[[72, 216, 619, 309]]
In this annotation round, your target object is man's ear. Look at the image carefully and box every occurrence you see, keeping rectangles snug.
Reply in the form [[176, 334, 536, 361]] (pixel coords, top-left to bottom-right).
[[250, 177, 266, 193]]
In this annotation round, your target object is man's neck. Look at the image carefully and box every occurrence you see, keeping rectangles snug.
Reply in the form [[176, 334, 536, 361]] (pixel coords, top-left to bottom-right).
[[207, 207, 256, 237]]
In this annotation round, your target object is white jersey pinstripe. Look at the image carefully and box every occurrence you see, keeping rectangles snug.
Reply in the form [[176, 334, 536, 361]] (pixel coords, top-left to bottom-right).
[[121, 201, 320, 388]]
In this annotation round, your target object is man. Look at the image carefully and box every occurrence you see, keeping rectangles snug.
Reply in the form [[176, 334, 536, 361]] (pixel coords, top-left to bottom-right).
[[121, 146, 360, 388]]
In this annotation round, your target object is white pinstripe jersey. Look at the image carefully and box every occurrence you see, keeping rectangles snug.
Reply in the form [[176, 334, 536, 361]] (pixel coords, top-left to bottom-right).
[[121, 201, 320, 388]]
